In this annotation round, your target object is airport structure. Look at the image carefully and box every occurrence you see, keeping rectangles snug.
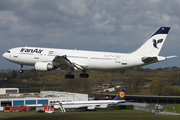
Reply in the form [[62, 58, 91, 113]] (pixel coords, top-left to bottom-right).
[[0, 88, 19, 95], [1, 87, 180, 112], [98, 93, 180, 104], [0, 88, 88, 111]]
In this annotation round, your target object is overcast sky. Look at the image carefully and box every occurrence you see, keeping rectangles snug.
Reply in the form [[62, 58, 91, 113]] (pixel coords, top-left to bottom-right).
[[0, 0, 180, 70]]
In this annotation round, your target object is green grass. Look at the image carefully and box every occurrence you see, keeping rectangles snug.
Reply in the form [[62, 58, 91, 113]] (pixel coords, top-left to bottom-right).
[[148, 104, 180, 113], [163, 104, 180, 113], [0, 109, 180, 120]]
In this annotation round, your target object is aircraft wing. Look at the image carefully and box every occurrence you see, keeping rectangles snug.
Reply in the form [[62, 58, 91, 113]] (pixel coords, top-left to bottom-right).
[[52, 55, 86, 70], [78, 105, 107, 110]]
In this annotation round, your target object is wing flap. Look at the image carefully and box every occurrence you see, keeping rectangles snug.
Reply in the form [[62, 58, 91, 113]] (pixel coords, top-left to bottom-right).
[[52, 55, 86, 70], [52, 55, 72, 70]]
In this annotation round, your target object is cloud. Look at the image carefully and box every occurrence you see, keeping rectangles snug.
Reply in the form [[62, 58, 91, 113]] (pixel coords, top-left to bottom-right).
[[0, 11, 18, 30], [0, 0, 180, 69], [56, 0, 89, 18], [90, 10, 116, 35], [122, 25, 133, 31]]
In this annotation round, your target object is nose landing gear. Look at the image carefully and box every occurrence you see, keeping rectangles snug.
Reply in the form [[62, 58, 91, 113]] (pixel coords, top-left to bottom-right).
[[19, 65, 24, 73]]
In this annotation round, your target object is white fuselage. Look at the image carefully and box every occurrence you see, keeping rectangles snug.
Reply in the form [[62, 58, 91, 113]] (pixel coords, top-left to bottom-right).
[[3, 47, 145, 71], [3, 27, 173, 75], [54, 100, 125, 109]]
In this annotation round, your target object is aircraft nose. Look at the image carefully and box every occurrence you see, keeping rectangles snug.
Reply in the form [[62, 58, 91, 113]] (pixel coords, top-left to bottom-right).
[[2, 53, 5, 58], [2, 53, 8, 59]]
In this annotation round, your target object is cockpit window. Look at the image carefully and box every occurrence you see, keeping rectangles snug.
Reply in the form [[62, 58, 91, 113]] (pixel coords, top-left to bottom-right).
[[7, 51, 10, 53]]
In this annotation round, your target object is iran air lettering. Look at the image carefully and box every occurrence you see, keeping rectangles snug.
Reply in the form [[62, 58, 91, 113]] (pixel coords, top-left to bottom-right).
[[20, 48, 43, 53]]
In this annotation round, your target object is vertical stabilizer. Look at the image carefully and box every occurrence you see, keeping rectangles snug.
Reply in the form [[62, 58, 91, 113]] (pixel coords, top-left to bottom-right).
[[131, 27, 170, 56], [114, 87, 126, 100]]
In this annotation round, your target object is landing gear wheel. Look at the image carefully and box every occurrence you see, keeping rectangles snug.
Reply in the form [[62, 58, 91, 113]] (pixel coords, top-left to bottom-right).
[[65, 74, 69, 79], [84, 74, 89, 78], [70, 74, 75, 79], [79, 73, 89, 78], [65, 74, 75, 79], [79, 73, 84, 78], [19, 65, 23, 73], [19, 69, 24, 73]]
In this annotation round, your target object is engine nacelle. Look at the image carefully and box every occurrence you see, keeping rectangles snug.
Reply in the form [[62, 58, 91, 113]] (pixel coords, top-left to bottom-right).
[[99, 104, 108, 109], [87, 106, 96, 110], [34, 62, 56, 71]]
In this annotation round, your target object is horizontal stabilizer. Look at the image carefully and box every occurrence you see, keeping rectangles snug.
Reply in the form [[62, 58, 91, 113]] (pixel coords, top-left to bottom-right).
[[166, 55, 177, 59], [142, 57, 158, 63], [142, 56, 168, 63]]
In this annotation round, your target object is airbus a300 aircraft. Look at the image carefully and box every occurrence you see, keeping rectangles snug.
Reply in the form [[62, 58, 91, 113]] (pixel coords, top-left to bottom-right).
[[53, 87, 126, 111], [2, 27, 176, 79]]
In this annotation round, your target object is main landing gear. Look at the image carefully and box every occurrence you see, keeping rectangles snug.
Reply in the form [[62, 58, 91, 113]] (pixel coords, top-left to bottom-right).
[[79, 70, 89, 78], [19, 65, 24, 73], [64, 71, 89, 79], [79, 73, 89, 78], [65, 73, 75, 79]]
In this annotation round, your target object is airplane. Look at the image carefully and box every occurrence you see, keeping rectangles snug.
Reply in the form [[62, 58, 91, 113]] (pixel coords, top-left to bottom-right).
[[2, 27, 177, 79], [53, 87, 126, 111]]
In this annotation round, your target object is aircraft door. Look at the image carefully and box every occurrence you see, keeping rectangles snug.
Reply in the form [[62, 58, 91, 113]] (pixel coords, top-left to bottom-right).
[[88, 55, 91, 62], [33, 48, 42, 59], [122, 56, 127, 65], [13, 50, 20, 63], [34, 53, 39, 59], [13, 50, 19, 58]]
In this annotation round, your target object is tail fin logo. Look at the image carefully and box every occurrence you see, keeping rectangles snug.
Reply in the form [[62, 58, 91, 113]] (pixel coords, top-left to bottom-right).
[[119, 91, 125, 98], [114, 87, 126, 100], [153, 39, 163, 49]]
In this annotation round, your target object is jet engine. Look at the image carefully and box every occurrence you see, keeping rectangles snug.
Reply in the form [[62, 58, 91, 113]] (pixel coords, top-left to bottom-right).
[[99, 104, 108, 108], [34, 62, 56, 71], [87, 106, 96, 110]]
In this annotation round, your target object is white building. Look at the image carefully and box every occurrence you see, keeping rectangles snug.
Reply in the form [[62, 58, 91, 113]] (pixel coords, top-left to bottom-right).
[[0, 88, 19, 95], [40, 91, 88, 105], [0, 90, 88, 108]]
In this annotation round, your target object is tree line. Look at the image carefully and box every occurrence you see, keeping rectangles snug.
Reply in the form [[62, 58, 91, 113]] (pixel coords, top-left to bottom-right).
[[0, 66, 180, 96]]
